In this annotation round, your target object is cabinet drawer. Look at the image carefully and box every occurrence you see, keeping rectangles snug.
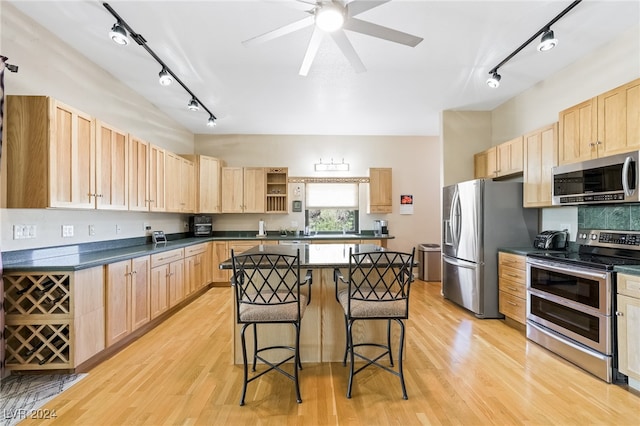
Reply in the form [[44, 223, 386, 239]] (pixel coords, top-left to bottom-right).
[[151, 248, 184, 267], [499, 291, 526, 324], [185, 243, 208, 257], [618, 273, 640, 299], [499, 277, 526, 298], [499, 265, 526, 286], [499, 252, 526, 269]]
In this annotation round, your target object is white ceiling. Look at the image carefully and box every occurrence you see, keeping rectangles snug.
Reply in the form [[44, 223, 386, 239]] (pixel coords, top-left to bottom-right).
[[8, 0, 640, 136]]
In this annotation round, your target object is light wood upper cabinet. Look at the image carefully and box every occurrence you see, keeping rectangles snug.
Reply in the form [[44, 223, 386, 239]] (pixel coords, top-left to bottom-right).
[[266, 167, 288, 213], [496, 136, 523, 177], [6, 96, 96, 209], [181, 154, 223, 213], [165, 152, 195, 213], [95, 120, 129, 210], [597, 79, 640, 157], [129, 136, 150, 212], [559, 78, 640, 165], [149, 144, 166, 212], [368, 167, 392, 214], [221, 167, 266, 213], [523, 123, 558, 208]]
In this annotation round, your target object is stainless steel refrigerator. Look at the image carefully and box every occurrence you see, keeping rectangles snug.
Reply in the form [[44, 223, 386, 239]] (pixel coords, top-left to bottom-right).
[[442, 179, 538, 318]]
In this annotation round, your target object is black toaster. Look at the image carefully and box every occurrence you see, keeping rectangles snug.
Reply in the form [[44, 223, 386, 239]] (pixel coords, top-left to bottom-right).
[[533, 230, 568, 250]]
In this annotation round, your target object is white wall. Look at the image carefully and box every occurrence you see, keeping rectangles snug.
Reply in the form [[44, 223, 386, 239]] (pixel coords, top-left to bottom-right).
[[195, 134, 441, 253]]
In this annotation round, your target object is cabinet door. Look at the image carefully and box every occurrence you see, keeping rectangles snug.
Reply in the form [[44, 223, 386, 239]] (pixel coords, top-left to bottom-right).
[[150, 264, 170, 319], [617, 294, 640, 381], [243, 167, 266, 213], [368, 168, 392, 213], [96, 120, 129, 210], [131, 256, 151, 331], [474, 151, 488, 179], [598, 79, 640, 157], [168, 260, 185, 307], [181, 158, 195, 213], [129, 136, 150, 211], [149, 144, 166, 212], [221, 167, 244, 213], [523, 123, 558, 207], [558, 98, 598, 165], [165, 152, 182, 212], [211, 241, 230, 283], [50, 100, 96, 209], [105, 260, 131, 347], [200, 156, 222, 213]]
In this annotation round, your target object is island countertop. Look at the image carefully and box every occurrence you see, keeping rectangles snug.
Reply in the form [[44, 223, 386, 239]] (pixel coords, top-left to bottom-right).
[[219, 243, 389, 270]]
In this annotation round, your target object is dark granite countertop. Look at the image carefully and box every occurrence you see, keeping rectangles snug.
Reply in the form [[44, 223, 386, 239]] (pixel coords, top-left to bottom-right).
[[1, 232, 394, 272]]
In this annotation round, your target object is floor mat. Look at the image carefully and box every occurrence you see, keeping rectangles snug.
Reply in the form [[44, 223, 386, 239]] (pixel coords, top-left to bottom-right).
[[0, 373, 86, 426]]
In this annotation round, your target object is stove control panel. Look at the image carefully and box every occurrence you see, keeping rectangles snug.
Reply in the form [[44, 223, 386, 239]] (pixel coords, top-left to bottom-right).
[[577, 229, 640, 248]]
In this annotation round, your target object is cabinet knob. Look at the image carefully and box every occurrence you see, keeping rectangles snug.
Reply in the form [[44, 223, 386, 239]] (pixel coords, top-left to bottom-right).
[[615, 311, 624, 316]]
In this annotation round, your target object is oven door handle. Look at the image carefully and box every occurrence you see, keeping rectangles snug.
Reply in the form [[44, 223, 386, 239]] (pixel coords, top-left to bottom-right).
[[526, 258, 609, 282], [528, 288, 606, 317]]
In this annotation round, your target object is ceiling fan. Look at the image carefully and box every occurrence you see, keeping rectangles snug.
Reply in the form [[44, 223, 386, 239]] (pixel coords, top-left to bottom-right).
[[242, 0, 423, 76]]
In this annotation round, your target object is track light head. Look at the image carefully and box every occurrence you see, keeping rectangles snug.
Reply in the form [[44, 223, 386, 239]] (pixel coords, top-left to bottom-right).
[[188, 98, 200, 111], [315, 3, 345, 32], [158, 68, 173, 86], [537, 29, 558, 52], [487, 71, 501, 88], [109, 22, 129, 45], [207, 116, 217, 127]]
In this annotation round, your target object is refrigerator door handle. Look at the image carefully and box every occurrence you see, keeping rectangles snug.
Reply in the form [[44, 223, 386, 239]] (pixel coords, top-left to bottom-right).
[[450, 188, 460, 250], [444, 219, 453, 246]]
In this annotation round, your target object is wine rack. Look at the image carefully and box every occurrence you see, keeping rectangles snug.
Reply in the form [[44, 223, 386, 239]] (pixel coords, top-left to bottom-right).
[[266, 167, 288, 213], [3, 272, 73, 369]]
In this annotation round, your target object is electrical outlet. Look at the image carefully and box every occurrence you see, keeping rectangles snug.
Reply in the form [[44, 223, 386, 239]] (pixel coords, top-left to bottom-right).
[[62, 225, 74, 238], [184, 222, 189, 230], [89, 224, 96, 236], [116, 224, 122, 234], [26, 225, 36, 239], [143, 223, 151, 231]]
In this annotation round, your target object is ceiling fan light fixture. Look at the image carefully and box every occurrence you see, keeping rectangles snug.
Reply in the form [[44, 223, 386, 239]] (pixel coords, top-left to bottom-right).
[[158, 67, 173, 86], [537, 29, 558, 52], [487, 71, 501, 88], [109, 22, 129, 45], [207, 115, 217, 127], [188, 97, 200, 111], [315, 4, 345, 32]]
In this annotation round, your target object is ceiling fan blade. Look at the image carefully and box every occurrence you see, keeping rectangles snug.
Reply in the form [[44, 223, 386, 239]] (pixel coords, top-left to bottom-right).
[[242, 15, 314, 47], [345, 0, 390, 17], [299, 27, 324, 76], [343, 17, 423, 47], [329, 30, 366, 73]]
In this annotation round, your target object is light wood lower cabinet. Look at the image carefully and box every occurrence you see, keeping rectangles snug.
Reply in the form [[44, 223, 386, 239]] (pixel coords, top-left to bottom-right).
[[3, 267, 105, 370], [105, 256, 151, 347], [616, 273, 640, 383], [150, 248, 185, 319], [185, 243, 210, 295], [498, 252, 526, 324]]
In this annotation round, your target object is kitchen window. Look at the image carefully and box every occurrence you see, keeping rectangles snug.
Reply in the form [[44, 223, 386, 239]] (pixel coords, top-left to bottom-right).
[[305, 183, 359, 233]]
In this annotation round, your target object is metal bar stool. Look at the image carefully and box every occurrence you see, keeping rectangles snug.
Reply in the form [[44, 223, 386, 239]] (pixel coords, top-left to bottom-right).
[[334, 248, 415, 399], [231, 248, 312, 406]]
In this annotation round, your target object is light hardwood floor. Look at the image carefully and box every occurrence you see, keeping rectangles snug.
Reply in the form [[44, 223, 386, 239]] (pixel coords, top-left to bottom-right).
[[19, 281, 640, 425]]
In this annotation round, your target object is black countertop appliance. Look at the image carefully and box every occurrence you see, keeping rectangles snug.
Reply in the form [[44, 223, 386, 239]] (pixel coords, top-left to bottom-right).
[[189, 215, 213, 237]]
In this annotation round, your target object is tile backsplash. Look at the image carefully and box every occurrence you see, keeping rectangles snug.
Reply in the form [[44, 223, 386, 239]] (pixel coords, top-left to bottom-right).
[[578, 205, 640, 231]]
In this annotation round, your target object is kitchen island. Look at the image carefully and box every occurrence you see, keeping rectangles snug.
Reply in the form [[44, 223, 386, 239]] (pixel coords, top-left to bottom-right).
[[219, 243, 411, 364]]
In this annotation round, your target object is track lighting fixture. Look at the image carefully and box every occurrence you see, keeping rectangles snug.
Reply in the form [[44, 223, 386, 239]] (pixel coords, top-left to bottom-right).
[[537, 29, 558, 52], [109, 21, 129, 45], [188, 98, 200, 111], [102, 2, 217, 127], [485, 0, 580, 89], [158, 67, 173, 86], [486, 71, 501, 88]]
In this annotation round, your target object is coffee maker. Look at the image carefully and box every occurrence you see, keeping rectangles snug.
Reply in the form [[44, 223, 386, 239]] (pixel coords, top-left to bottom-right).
[[379, 220, 389, 236]]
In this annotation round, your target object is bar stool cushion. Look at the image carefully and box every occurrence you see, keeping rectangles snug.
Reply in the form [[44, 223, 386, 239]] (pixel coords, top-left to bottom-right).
[[337, 289, 406, 318], [239, 294, 308, 322]]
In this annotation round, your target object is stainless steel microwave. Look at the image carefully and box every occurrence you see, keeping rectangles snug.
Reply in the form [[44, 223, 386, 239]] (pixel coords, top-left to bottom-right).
[[552, 151, 639, 205]]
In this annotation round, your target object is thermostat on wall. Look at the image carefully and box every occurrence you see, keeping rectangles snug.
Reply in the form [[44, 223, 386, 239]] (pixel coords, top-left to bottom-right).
[[152, 230, 167, 244], [292, 200, 302, 212]]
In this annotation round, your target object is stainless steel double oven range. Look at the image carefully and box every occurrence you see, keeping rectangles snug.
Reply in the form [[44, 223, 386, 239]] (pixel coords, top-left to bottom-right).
[[526, 229, 640, 383]]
